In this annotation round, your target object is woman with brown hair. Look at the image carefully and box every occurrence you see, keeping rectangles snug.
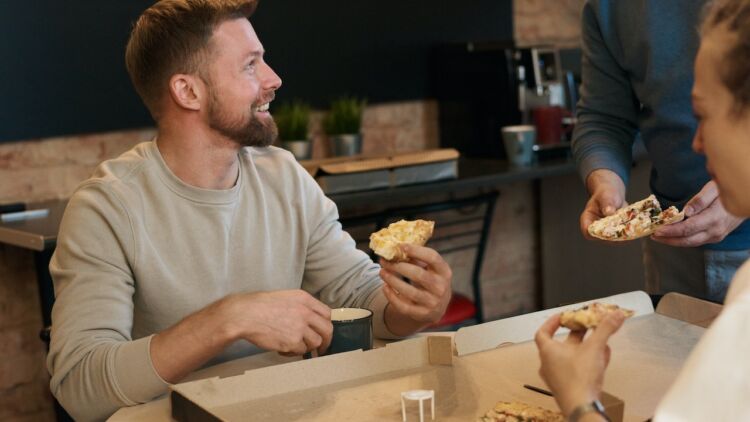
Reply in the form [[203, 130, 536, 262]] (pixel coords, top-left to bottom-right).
[[534, 0, 750, 420]]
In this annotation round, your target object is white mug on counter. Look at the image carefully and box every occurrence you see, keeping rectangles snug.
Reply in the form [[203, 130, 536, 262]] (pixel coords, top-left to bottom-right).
[[501, 125, 536, 167]]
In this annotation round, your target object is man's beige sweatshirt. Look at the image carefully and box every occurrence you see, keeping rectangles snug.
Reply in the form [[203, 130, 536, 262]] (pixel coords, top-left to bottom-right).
[[47, 141, 392, 421]]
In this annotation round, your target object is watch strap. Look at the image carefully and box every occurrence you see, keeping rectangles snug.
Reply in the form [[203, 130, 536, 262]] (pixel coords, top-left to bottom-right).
[[568, 399, 610, 422]]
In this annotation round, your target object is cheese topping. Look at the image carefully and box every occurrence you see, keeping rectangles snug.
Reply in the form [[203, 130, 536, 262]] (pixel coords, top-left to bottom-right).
[[560, 303, 635, 331], [589, 195, 684, 241], [369, 219, 434, 261], [477, 401, 564, 422]]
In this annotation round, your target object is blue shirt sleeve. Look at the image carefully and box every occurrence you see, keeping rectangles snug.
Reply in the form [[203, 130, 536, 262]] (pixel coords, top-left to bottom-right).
[[572, 1, 640, 187]]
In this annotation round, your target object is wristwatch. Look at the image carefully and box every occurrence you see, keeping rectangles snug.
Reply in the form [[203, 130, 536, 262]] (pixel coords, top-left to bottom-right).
[[568, 399, 610, 422]]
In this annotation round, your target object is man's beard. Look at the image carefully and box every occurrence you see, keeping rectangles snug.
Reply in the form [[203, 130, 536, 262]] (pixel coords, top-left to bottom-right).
[[206, 90, 277, 148]]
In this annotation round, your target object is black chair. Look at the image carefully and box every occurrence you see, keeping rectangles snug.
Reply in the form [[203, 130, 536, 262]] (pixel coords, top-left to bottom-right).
[[34, 247, 75, 422], [340, 191, 499, 327]]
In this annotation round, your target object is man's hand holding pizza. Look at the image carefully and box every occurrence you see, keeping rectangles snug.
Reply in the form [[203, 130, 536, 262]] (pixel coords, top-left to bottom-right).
[[379, 244, 453, 336], [652, 181, 744, 247], [580, 169, 628, 241]]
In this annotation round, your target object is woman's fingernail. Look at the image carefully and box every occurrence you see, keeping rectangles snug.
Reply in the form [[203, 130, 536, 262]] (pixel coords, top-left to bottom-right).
[[684, 206, 693, 216]]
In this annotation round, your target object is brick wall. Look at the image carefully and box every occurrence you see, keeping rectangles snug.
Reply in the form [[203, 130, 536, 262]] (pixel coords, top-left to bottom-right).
[[0, 129, 155, 205], [0, 129, 153, 421], [0, 245, 55, 422], [514, 0, 586, 48]]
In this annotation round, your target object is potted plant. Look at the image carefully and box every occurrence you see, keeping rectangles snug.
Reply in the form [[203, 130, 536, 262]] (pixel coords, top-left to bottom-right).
[[323, 96, 367, 156], [275, 100, 312, 160]]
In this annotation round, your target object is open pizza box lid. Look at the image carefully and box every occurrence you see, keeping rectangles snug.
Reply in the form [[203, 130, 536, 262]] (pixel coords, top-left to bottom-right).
[[169, 291, 711, 422]]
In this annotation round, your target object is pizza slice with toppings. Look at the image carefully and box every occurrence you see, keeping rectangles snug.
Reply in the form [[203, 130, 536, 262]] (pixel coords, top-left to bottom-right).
[[560, 303, 635, 331], [369, 219, 434, 262], [477, 401, 564, 422], [587, 194, 684, 241]]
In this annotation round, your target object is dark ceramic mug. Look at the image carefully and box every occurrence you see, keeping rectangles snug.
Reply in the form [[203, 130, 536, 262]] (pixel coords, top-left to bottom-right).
[[304, 307, 373, 358]]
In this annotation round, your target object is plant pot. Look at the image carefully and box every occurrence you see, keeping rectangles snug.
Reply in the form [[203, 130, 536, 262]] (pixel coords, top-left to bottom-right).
[[281, 140, 312, 160], [329, 134, 362, 157]]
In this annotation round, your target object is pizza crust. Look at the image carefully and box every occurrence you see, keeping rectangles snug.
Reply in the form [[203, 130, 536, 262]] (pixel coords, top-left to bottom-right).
[[587, 194, 685, 241], [369, 219, 435, 262], [560, 303, 635, 331], [477, 401, 564, 422]]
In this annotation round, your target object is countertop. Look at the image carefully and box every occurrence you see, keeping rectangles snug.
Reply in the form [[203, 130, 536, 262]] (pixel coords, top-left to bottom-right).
[[0, 158, 578, 252], [329, 157, 576, 208]]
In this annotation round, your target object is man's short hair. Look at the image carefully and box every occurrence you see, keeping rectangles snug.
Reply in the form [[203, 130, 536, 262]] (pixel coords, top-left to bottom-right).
[[125, 0, 257, 119]]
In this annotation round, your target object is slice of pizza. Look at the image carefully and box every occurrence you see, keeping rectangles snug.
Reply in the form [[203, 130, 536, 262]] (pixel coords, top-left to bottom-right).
[[560, 302, 635, 331], [477, 401, 564, 422], [369, 219, 434, 262], [587, 194, 684, 241]]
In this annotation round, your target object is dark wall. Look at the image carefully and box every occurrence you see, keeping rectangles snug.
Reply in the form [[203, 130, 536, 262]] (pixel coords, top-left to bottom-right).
[[0, 1, 154, 143], [253, 1, 513, 107], [0, 0, 512, 143]]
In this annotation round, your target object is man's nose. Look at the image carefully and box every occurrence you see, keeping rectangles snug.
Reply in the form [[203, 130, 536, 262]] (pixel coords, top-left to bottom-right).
[[261, 62, 282, 91]]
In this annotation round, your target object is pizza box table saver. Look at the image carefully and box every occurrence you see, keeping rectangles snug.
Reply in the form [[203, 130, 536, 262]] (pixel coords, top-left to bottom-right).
[[168, 291, 706, 422]]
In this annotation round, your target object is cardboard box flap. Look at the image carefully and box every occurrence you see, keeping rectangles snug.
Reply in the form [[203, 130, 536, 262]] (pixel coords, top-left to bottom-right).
[[454, 290, 654, 356], [389, 148, 459, 167], [600, 391, 625, 422], [427, 336, 454, 365], [320, 148, 458, 175], [320, 157, 394, 174], [299, 155, 354, 176], [171, 390, 220, 422], [655, 292, 722, 328], [171, 337, 438, 407], [300, 148, 459, 176]]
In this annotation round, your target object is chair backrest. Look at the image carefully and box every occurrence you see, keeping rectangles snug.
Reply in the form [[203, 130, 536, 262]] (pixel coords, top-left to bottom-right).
[[34, 246, 56, 349], [340, 192, 498, 323], [29, 244, 75, 421]]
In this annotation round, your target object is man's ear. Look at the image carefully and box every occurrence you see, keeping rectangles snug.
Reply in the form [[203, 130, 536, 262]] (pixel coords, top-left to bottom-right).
[[168, 74, 203, 111]]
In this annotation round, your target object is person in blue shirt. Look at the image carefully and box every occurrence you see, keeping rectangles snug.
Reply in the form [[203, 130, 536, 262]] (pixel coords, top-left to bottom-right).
[[537, 3, 750, 419], [573, 0, 750, 302]]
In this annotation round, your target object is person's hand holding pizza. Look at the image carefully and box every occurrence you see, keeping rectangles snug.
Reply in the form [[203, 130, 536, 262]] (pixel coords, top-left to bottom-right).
[[580, 169, 628, 241], [534, 311, 626, 418], [369, 220, 453, 335], [379, 245, 452, 329], [652, 181, 744, 247]]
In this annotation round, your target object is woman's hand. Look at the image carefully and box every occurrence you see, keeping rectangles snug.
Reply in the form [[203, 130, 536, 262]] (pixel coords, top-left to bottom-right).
[[534, 312, 626, 416]]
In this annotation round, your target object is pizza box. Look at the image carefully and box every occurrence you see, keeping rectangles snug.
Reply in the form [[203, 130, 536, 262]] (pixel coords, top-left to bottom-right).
[[168, 291, 708, 422], [299, 149, 459, 194]]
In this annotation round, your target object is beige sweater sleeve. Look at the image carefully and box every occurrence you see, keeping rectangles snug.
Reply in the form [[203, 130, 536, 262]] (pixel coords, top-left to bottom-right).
[[294, 164, 398, 339], [48, 183, 168, 421]]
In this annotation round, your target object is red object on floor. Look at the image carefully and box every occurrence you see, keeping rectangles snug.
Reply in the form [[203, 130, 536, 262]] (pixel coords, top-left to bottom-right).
[[430, 293, 476, 328]]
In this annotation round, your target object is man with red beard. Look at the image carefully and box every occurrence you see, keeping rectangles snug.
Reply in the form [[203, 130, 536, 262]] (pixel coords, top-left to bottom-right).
[[46, 1, 453, 420]]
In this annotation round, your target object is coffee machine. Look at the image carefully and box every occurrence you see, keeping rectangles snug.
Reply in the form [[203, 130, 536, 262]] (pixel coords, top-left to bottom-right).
[[516, 47, 569, 121], [430, 42, 578, 159]]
